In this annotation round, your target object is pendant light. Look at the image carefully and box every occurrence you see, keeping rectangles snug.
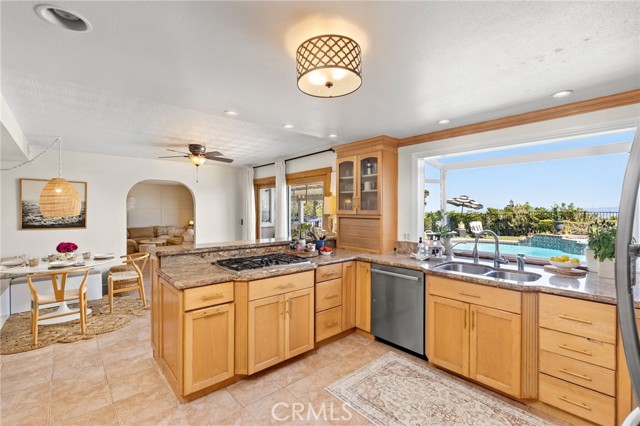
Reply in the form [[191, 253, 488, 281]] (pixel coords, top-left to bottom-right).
[[39, 138, 81, 217], [296, 34, 362, 98]]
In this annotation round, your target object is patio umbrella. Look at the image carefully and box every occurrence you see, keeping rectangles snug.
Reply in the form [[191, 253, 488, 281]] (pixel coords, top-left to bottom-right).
[[446, 195, 483, 213]]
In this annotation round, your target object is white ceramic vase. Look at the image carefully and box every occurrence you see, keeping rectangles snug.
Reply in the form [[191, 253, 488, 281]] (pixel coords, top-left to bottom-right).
[[598, 258, 615, 280], [585, 248, 598, 272]]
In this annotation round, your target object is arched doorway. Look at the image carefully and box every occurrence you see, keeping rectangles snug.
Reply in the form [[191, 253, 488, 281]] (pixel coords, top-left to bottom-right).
[[125, 180, 195, 254]]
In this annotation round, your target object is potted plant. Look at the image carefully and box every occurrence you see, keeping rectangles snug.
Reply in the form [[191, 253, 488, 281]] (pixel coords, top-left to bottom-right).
[[551, 204, 564, 234], [588, 220, 616, 279]]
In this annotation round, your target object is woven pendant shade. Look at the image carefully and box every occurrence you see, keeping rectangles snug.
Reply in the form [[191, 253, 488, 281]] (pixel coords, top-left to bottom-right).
[[39, 178, 81, 217]]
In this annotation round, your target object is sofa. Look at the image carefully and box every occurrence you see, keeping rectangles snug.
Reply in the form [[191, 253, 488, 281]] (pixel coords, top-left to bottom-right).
[[127, 225, 187, 254]]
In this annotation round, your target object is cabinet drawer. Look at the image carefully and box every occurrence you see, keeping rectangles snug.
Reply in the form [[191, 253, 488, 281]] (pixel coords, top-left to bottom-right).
[[315, 279, 342, 312], [539, 328, 615, 369], [539, 350, 615, 396], [316, 306, 342, 342], [316, 264, 342, 282], [184, 282, 233, 311], [248, 271, 314, 301], [428, 276, 521, 314], [539, 374, 615, 426], [539, 294, 616, 344]]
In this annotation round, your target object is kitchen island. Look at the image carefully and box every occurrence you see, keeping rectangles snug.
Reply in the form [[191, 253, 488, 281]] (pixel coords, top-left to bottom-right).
[[148, 239, 637, 425]]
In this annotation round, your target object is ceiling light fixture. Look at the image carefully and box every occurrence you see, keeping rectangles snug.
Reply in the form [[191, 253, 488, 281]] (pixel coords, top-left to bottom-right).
[[552, 90, 573, 98], [35, 4, 92, 32], [437, 119, 451, 124], [282, 124, 294, 129], [296, 34, 362, 98], [189, 154, 206, 167], [39, 137, 81, 218], [328, 134, 338, 138], [224, 110, 238, 116]]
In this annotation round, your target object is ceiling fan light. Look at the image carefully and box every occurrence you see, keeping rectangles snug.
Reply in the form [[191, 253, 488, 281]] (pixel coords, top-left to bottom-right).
[[189, 154, 206, 166], [39, 178, 81, 217], [296, 34, 362, 98]]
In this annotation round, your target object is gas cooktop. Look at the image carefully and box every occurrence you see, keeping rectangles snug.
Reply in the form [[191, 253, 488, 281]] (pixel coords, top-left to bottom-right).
[[215, 253, 310, 271]]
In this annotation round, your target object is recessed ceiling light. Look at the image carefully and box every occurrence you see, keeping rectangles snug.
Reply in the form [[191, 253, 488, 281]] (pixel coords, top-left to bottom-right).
[[35, 4, 92, 32], [552, 90, 573, 98], [328, 134, 338, 138], [437, 119, 451, 124], [224, 110, 238, 116], [282, 124, 294, 129]]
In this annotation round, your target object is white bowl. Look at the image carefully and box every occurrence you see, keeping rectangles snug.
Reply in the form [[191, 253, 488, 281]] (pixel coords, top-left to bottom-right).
[[549, 259, 581, 269], [319, 250, 333, 256]]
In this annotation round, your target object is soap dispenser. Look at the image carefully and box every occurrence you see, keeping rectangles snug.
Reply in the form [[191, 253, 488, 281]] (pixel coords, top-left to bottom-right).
[[417, 237, 427, 256]]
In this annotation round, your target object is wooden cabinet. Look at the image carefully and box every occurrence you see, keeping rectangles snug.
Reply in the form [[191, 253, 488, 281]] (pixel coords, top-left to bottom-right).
[[355, 261, 371, 332], [538, 294, 617, 426], [245, 272, 314, 374], [150, 254, 160, 357], [315, 263, 349, 343], [157, 278, 234, 397], [427, 276, 522, 397], [335, 136, 398, 253], [341, 261, 356, 330]]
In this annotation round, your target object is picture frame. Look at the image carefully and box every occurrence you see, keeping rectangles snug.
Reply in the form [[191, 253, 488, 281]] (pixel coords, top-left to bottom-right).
[[19, 178, 87, 230]]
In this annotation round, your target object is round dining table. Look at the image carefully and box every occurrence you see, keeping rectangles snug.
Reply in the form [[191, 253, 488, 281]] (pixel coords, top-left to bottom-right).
[[0, 256, 119, 324]]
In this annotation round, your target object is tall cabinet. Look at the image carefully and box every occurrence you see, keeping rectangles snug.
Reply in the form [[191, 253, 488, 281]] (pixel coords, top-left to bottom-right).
[[334, 136, 398, 254]]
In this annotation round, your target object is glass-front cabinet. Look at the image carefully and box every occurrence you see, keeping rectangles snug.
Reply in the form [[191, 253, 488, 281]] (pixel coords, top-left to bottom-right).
[[337, 153, 381, 215]]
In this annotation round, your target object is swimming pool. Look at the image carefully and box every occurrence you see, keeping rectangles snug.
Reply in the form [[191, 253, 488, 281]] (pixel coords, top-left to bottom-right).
[[453, 242, 585, 261]]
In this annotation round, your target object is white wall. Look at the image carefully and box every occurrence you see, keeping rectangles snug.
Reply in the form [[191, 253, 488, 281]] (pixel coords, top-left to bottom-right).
[[398, 104, 640, 240], [1, 149, 243, 259], [127, 182, 194, 227], [253, 150, 336, 179]]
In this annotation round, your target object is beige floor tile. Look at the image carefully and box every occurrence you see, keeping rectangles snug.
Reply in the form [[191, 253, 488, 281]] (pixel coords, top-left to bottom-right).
[[108, 366, 168, 402], [261, 359, 316, 387], [52, 361, 106, 382], [209, 408, 262, 426], [527, 406, 577, 426], [285, 375, 333, 409], [52, 338, 99, 356], [1, 365, 52, 396], [181, 388, 244, 425], [120, 404, 189, 426], [104, 355, 157, 381], [312, 360, 360, 383], [296, 346, 342, 371], [113, 386, 178, 424], [50, 380, 112, 422], [0, 404, 49, 426], [227, 373, 284, 407], [100, 343, 149, 365], [245, 388, 302, 426], [50, 404, 118, 426], [0, 381, 50, 415]]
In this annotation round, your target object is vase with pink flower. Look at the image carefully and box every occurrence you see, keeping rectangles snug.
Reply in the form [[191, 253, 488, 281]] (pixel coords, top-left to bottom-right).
[[56, 242, 78, 261]]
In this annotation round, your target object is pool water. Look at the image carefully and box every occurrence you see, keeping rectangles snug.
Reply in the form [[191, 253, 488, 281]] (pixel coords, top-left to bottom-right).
[[453, 242, 585, 261]]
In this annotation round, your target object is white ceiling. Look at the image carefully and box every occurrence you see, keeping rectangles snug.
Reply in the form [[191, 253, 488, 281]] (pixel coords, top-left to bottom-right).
[[1, 1, 638, 167]]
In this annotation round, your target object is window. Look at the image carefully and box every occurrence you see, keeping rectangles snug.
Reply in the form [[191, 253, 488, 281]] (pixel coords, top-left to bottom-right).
[[254, 177, 275, 238], [259, 188, 274, 225], [287, 167, 332, 239]]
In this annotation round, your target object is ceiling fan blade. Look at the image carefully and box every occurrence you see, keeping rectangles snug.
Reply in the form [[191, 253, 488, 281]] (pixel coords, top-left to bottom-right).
[[204, 151, 223, 159], [166, 148, 190, 154], [209, 156, 234, 163], [158, 155, 188, 158]]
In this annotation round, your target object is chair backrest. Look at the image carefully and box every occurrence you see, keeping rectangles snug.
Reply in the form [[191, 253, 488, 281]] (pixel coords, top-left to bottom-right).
[[120, 253, 149, 277], [27, 268, 90, 304], [469, 221, 484, 235]]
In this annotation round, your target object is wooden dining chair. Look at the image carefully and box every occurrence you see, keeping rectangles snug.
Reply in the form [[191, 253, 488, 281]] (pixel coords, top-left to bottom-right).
[[27, 268, 90, 346], [108, 253, 149, 313]]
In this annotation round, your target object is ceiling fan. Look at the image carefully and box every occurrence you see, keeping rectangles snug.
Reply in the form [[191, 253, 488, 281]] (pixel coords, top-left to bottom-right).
[[159, 144, 234, 166]]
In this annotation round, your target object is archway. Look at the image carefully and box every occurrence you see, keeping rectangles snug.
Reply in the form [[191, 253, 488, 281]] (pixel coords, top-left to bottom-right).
[[125, 180, 195, 254]]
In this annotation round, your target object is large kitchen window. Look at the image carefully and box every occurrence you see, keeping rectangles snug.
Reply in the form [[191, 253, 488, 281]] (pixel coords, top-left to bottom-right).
[[286, 167, 332, 239]]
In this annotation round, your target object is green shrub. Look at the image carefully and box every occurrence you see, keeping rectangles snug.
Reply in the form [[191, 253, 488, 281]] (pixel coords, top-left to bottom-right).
[[537, 219, 555, 233]]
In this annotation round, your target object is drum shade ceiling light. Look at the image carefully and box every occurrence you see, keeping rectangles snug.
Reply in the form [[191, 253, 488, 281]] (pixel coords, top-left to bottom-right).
[[296, 34, 362, 98], [40, 138, 81, 218]]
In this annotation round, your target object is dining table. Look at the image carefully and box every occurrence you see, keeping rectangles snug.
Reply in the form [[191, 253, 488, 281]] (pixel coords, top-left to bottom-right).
[[0, 255, 119, 324]]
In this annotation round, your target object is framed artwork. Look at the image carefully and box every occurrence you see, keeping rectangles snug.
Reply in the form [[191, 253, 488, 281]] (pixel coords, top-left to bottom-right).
[[20, 178, 87, 229]]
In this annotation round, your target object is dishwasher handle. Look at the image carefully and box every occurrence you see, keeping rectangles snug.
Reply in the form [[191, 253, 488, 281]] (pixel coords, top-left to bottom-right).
[[371, 268, 420, 281]]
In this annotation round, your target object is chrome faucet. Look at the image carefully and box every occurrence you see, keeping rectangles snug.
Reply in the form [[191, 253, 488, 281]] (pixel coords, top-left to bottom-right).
[[516, 253, 526, 271], [472, 230, 509, 269]]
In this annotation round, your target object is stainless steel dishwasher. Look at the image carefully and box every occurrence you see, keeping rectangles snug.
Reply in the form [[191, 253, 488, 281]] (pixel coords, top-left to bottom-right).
[[371, 263, 425, 355]]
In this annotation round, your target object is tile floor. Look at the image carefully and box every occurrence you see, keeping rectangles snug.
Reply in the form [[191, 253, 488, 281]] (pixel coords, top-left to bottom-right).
[[0, 278, 573, 426]]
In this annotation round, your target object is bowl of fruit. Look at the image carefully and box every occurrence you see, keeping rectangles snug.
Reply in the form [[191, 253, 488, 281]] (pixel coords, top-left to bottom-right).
[[548, 255, 581, 269], [319, 247, 333, 256]]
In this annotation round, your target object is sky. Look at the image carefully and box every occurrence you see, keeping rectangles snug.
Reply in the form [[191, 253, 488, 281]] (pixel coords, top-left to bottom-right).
[[424, 130, 635, 213]]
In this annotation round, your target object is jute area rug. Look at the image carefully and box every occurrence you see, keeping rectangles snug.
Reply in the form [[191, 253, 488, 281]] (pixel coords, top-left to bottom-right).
[[326, 352, 552, 426], [0, 295, 149, 354]]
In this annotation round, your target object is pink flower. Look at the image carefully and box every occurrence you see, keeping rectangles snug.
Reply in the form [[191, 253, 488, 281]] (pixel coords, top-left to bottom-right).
[[56, 242, 78, 253]]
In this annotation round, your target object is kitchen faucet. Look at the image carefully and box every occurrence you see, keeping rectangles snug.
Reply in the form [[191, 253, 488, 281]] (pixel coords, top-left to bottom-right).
[[472, 230, 509, 268]]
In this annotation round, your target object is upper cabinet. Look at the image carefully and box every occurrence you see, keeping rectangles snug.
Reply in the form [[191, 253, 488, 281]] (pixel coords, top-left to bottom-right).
[[334, 136, 398, 253]]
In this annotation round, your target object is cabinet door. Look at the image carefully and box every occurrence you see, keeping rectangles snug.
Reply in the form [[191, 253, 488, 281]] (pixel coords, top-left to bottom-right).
[[160, 281, 183, 391], [184, 304, 234, 394], [358, 153, 381, 215], [337, 157, 357, 214], [248, 295, 284, 374], [470, 305, 521, 397], [428, 295, 469, 376], [285, 288, 314, 359], [355, 261, 371, 332], [151, 256, 160, 357], [342, 261, 356, 330]]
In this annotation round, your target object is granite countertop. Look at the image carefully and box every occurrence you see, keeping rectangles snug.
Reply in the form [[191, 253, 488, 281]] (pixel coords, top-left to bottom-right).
[[155, 246, 640, 307], [144, 238, 291, 257]]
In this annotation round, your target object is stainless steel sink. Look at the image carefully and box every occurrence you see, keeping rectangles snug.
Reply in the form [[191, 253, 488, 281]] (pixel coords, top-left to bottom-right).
[[434, 262, 494, 275], [484, 270, 541, 282]]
